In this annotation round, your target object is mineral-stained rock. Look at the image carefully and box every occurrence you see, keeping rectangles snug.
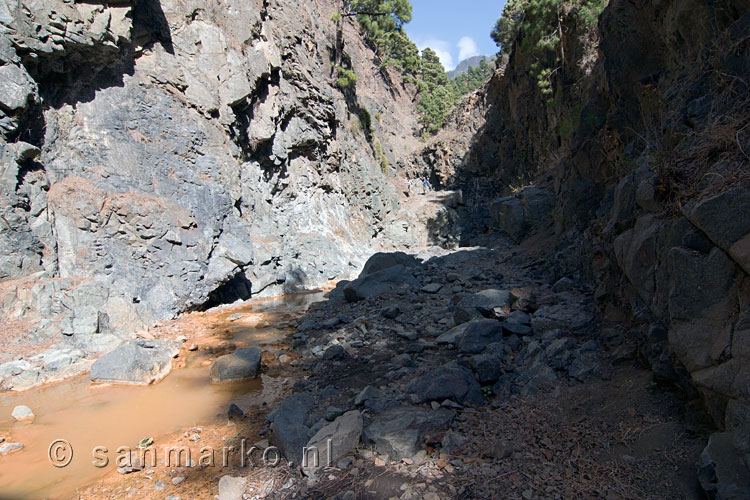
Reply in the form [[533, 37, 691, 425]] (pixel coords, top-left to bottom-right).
[[210, 347, 262, 383]]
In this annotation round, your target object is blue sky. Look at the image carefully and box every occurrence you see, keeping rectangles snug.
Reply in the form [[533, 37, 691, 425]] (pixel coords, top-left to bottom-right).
[[405, 0, 506, 70]]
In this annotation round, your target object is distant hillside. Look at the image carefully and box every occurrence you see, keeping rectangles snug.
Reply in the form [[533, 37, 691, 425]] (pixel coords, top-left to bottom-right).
[[447, 55, 489, 79]]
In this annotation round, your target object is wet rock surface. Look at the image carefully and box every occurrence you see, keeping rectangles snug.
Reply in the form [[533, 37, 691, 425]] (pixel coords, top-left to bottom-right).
[[209, 347, 262, 383]]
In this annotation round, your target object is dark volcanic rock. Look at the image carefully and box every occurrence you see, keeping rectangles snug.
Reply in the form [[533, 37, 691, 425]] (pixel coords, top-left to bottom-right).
[[363, 406, 455, 460], [343, 265, 421, 302], [268, 393, 314, 465], [458, 319, 505, 354], [454, 289, 511, 324], [407, 362, 483, 406], [360, 252, 421, 276]]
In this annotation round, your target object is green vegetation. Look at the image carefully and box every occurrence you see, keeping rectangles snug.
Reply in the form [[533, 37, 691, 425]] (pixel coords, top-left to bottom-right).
[[375, 139, 389, 173], [336, 67, 358, 89], [491, 0, 609, 95], [333, 1, 495, 136], [332, 0, 416, 85], [453, 58, 494, 95], [358, 108, 372, 133], [416, 48, 458, 135]]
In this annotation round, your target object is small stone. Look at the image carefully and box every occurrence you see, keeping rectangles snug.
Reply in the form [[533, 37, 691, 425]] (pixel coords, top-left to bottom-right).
[[374, 457, 385, 467], [227, 313, 244, 322], [188, 344, 198, 351], [11, 405, 34, 421], [421, 283, 443, 294], [228, 404, 244, 419], [0, 442, 23, 455], [172, 476, 185, 485], [154, 480, 168, 490], [219, 475, 247, 500]]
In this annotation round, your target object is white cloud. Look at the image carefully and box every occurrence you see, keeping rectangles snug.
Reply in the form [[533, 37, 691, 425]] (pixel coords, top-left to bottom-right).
[[412, 36, 455, 71], [457, 36, 479, 62]]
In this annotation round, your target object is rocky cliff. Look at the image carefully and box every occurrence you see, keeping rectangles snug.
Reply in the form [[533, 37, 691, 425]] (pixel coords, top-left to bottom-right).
[[409, 0, 749, 495], [0, 0, 431, 389]]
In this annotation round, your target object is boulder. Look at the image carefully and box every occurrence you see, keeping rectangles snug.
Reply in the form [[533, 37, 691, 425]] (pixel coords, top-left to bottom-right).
[[210, 347, 262, 382], [458, 319, 505, 354], [343, 265, 420, 302], [407, 362, 484, 406], [11, 405, 34, 420], [685, 188, 750, 251], [360, 252, 421, 276], [454, 289, 511, 324], [302, 410, 362, 476], [90, 340, 179, 385], [531, 302, 596, 336], [469, 343, 505, 384], [268, 393, 314, 464], [436, 321, 472, 346], [363, 406, 455, 460]]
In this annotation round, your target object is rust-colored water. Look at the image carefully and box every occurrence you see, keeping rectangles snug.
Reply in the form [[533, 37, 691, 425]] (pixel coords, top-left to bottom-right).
[[0, 292, 325, 500]]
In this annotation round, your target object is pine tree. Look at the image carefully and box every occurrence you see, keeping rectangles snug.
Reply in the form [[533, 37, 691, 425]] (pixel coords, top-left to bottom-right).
[[417, 48, 458, 135], [332, 0, 415, 84]]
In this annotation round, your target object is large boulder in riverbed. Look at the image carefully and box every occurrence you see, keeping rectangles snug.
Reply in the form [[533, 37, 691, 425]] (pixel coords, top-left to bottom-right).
[[343, 264, 421, 302], [90, 340, 179, 385], [360, 252, 421, 276], [210, 347, 261, 383]]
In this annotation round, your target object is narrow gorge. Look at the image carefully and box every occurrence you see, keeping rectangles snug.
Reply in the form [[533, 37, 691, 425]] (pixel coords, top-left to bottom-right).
[[0, 0, 748, 499]]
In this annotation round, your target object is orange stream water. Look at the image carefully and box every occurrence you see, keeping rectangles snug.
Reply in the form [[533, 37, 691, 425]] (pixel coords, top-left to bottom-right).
[[0, 292, 324, 500]]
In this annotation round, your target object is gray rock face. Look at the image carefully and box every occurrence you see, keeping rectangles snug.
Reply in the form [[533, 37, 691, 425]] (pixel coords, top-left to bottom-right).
[[302, 410, 362, 476], [490, 186, 554, 242], [89, 340, 179, 385], [0, 0, 423, 386], [685, 188, 750, 276], [698, 432, 750, 500], [343, 265, 421, 302], [210, 347, 261, 383], [407, 362, 484, 406], [363, 406, 455, 460], [0, 64, 37, 111]]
